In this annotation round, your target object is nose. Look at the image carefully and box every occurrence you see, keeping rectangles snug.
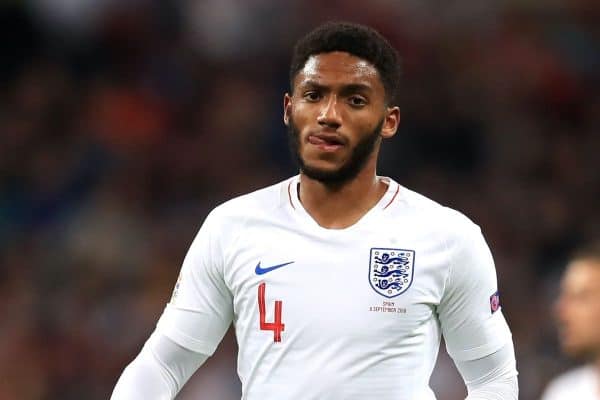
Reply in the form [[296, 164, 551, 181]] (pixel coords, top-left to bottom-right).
[[317, 95, 342, 129]]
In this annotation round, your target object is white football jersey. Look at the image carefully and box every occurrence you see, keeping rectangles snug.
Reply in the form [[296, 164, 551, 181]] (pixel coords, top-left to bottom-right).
[[541, 365, 599, 400], [157, 175, 512, 400]]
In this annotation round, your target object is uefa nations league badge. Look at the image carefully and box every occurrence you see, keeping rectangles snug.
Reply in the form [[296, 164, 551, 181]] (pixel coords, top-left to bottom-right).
[[369, 248, 415, 298]]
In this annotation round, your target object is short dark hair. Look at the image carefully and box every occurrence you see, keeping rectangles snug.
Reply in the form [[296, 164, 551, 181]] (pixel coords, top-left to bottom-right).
[[571, 240, 600, 264], [289, 21, 402, 106]]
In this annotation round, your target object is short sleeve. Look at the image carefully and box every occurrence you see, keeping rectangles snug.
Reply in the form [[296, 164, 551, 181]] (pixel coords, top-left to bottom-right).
[[437, 220, 512, 362], [156, 210, 234, 355]]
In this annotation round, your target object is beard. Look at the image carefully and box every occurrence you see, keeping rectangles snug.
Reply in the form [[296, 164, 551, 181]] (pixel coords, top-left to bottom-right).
[[560, 332, 600, 361], [287, 117, 384, 185]]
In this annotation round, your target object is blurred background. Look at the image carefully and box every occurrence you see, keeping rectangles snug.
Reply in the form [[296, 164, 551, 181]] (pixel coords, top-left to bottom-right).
[[1, 0, 598, 399]]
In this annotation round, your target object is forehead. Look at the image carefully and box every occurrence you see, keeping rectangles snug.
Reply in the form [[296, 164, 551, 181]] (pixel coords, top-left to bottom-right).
[[563, 260, 600, 291], [294, 51, 382, 89]]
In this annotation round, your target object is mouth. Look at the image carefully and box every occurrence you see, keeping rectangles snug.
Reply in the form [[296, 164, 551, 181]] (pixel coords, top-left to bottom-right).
[[307, 133, 345, 152]]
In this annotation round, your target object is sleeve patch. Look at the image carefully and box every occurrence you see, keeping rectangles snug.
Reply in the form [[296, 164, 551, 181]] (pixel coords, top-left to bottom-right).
[[490, 291, 501, 313]]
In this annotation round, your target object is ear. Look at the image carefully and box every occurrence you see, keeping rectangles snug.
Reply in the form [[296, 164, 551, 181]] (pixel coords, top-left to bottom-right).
[[380, 106, 400, 139], [283, 93, 292, 126]]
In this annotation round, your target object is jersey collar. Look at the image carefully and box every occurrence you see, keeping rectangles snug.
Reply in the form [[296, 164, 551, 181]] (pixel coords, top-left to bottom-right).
[[286, 174, 400, 233]]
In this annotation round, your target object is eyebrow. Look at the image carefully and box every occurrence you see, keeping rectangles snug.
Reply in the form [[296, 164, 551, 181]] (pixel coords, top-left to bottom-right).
[[299, 80, 373, 94]]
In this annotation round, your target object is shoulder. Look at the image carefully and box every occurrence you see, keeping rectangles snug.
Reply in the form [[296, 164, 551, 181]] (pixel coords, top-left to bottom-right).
[[391, 182, 494, 282], [395, 183, 481, 240], [204, 176, 295, 229], [542, 365, 597, 400]]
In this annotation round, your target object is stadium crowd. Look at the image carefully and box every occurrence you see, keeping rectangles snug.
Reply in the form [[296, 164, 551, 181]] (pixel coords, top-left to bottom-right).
[[1, 1, 598, 399]]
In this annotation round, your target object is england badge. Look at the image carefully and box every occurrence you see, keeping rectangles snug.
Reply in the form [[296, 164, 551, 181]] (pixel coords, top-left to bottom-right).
[[369, 248, 415, 298]]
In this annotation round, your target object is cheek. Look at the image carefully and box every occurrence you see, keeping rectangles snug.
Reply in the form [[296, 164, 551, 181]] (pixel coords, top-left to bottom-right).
[[560, 302, 585, 328], [573, 303, 600, 335], [592, 303, 600, 329], [292, 101, 317, 119], [291, 107, 314, 133]]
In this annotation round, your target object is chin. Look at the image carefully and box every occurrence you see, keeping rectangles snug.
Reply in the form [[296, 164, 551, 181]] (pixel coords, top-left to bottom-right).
[[297, 155, 353, 183], [301, 165, 346, 184], [562, 341, 595, 360]]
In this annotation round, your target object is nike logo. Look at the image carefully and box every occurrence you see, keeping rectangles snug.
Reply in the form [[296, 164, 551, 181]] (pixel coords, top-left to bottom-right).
[[255, 261, 295, 275]]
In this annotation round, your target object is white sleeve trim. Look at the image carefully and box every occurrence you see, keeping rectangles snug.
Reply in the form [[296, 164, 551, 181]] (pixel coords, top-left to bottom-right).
[[464, 375, 518, 400], [454, 341, 519, 400], [156, 304, 229, 355], [111, 331, 208, 400], [447, 311, 512, 362]]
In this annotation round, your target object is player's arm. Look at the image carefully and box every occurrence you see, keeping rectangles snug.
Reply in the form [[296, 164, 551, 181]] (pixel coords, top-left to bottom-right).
[[111, 210, 234, 399], [111, 330, 208, 399], [437, 219, 518, 400], [453, 343, 517, 400]]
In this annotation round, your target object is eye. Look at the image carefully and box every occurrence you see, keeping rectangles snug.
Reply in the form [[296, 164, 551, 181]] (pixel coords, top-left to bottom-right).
[[303, 91, 321, 102], [348, 95, 367, 107]]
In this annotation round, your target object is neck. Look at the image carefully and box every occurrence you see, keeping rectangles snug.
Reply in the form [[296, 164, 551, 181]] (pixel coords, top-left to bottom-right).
[[297, 159, 387, 229]]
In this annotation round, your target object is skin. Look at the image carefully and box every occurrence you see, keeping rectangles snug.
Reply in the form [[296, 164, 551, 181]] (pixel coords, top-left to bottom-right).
[[283, 51, 400, 229], [555, 258, 600, 380]]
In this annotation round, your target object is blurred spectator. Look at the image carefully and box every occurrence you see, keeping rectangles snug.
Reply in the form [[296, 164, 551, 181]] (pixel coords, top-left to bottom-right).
[[541, 242, 600, 399]]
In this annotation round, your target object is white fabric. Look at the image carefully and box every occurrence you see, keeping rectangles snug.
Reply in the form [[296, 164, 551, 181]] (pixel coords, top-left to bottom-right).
[[110, 331, 208, 399], [111, 326, 518, 400], [541, 365, 599, 400], [127, 175, 516, 399], [464, 375, 518, 400], [455, 342, 518, 399]]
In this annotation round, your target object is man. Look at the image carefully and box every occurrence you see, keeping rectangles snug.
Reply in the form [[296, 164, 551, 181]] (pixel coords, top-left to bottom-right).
[[111, 21, 518, 399], [542, 242, 600, 399]]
